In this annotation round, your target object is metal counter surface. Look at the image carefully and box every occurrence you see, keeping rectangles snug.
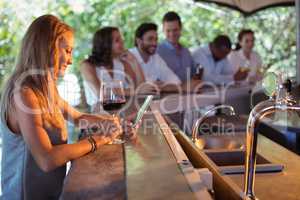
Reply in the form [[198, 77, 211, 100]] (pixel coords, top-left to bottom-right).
[[228, 134, 300, 200], [152, 83, 253, 114], [126, 114, 196, 200]]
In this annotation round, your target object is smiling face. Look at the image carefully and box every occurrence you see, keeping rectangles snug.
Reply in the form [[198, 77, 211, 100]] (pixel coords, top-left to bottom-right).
[[239, 33, 255, 53], [112, 30, 125, 57], [137, 30, 158, 55], [163, 20, 181, 45], [55, 31, 74, 79]]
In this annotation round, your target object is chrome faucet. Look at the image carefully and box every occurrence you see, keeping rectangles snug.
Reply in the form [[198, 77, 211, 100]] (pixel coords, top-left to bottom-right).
[[244, 77, 299, 199], [192, 105, 236, 142]]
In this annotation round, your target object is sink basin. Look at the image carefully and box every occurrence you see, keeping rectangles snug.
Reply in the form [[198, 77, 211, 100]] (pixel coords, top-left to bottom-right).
[[199, 115, 248, 134], [192, 134, 284, 174], [205, 150, 284, 174], [194, 133, 245, 150]]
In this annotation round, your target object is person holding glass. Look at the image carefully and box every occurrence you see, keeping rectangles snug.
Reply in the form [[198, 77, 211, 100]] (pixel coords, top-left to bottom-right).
[[0, 15, 121, 200], [192, 35, 248, 85], [228, 29, 263, 83], [80, 27, 145, 107]]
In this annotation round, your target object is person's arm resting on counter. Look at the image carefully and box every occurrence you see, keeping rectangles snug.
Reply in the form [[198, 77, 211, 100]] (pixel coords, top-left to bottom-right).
[[14, 88, 120, 172]]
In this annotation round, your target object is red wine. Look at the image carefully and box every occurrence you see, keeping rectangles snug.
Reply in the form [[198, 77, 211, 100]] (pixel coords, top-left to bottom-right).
[[103, 100, 126, 111]]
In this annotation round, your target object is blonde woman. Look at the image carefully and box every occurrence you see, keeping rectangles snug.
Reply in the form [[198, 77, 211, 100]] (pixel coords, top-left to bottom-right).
[[0, 15, 121, 199]]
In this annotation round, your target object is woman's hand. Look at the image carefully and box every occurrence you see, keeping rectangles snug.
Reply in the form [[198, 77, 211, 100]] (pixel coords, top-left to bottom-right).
[[119, 50, 137, 64], [92, 135, 112, 148], [104, 115, 122, 138], [234, 68, 249, 81], [87, 116, 122, 148], [119, 50, 145, 88], [83, 115, 122, 138], [121, 120, 138, 140]]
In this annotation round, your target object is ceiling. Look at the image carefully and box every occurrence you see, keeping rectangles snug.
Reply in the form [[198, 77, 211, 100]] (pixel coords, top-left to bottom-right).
[[195, 0, 295, 16]]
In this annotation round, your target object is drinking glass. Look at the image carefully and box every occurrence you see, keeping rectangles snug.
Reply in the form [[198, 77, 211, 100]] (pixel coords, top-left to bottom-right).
[[100, 80, 126, 112], [100, 80, 126, 144]]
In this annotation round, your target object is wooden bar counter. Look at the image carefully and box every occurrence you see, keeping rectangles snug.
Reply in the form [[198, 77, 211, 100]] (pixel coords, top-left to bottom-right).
[[60, 113, 206, 200]]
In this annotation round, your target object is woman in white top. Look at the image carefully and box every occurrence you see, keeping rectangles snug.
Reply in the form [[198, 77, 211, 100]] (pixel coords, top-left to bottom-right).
[[81, 27, 145, 106], [229, 29, 263, 83]]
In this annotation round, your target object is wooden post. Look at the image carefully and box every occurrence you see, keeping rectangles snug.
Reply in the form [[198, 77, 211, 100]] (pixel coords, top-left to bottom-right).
[[296, 0, 300, 83]]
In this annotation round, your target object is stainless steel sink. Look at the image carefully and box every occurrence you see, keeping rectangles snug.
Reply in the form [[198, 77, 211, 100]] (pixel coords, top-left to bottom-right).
[[204, 150, 284, 174], [194, 133, 245, 150], [192, 133, 284, 174]]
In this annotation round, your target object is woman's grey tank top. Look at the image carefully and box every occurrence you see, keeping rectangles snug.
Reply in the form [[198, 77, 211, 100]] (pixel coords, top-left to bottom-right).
[[1, 117, 67, 200]]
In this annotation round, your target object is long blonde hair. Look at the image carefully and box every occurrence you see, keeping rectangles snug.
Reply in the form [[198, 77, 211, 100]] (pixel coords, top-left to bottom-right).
[[0, 15, 73, 125]]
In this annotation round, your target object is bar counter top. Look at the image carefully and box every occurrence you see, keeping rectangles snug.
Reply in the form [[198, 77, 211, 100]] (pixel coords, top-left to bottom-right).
[[228, 133, 300, 200], [172, 125, 300, 200], [60, 113, 201, 200]]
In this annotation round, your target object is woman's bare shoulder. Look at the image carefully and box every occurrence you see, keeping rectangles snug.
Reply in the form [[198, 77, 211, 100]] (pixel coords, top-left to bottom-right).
[[81, 59, 95, 68], [13, 86, 40, 110], [80, 60, 98, 73]]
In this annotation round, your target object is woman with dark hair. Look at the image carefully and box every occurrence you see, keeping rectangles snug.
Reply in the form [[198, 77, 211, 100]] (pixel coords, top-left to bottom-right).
[[228, 29, 263, 83], [81, 27, 145, 106]]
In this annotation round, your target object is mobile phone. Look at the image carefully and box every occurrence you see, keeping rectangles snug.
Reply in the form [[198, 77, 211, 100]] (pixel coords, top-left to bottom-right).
[[132, 95, 153, 128]]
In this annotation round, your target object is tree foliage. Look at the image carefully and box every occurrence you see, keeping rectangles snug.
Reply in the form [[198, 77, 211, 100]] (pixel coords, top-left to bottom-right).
[[0, 0, 297, 89]]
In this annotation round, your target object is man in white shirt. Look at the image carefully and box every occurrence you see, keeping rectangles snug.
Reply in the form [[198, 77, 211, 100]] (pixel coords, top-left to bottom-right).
[[192, 35, 248, 85], [129, 23, 181, 86]]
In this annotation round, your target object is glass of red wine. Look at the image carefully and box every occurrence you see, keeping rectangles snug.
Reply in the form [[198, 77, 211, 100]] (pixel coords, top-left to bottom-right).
[[100, 80, 126, 112], [100, 80, 126, 144]]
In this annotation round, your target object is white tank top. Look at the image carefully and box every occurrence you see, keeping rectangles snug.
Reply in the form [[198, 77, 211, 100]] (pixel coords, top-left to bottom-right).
[[83, 58, 128, 106]]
